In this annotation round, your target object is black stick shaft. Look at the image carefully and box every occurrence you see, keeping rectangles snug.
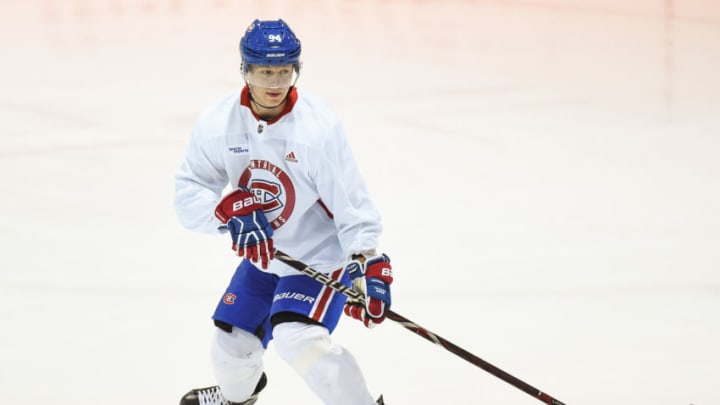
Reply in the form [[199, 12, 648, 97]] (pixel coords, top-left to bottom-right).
[[273, 250, 566, 405]]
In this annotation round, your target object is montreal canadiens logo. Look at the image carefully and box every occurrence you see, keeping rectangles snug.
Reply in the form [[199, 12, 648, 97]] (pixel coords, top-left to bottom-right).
[[252, 180, 283, 212], [239, 159, 296, 230], [223, 293, 237, 305]]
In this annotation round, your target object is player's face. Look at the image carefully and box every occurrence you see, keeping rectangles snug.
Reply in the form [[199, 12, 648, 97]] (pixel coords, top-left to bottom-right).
[[245, 64, 296, 88], [245, 64, 297, 106]]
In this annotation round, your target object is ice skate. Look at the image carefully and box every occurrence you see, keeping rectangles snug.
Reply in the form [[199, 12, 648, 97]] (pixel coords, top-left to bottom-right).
[[376, 395, 385, 404], [179, 373, 267, 405]]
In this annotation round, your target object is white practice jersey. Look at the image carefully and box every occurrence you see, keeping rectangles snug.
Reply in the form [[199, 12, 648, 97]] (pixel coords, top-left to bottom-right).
[[174, 87, 382, 276]]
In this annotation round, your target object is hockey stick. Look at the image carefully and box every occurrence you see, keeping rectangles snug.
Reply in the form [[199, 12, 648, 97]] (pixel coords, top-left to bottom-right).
[[274, 250, 566, 405]]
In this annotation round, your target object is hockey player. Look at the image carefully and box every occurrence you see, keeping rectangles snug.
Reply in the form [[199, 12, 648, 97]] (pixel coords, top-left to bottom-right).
[[174, 19, 392, 405]]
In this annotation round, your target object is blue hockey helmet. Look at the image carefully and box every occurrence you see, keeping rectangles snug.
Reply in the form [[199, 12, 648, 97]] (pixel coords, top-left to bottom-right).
[[240, 19, 302, 68]]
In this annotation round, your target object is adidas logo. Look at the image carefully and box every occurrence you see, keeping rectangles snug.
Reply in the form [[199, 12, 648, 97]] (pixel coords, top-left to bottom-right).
[[285, 151, 298, 163]]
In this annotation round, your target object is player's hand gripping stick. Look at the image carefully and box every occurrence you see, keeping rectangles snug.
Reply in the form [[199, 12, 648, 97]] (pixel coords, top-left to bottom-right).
[[344, 254, 393, 328]]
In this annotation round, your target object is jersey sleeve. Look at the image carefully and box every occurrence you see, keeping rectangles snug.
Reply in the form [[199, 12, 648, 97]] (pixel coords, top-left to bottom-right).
[[312, 122, 383, 257], [174, 122, 229, 234]]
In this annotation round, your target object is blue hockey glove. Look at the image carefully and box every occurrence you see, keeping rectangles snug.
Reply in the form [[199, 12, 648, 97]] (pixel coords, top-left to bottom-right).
[[215, 187, 275, 269], [344, 253, 393, 328]]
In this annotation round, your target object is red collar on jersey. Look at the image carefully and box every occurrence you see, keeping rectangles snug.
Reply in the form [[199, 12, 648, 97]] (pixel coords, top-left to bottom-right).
[[240, 86, 298, 124]]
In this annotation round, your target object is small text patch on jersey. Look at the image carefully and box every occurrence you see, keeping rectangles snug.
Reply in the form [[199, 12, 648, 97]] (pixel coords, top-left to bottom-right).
[[228, 145, 249, 154]]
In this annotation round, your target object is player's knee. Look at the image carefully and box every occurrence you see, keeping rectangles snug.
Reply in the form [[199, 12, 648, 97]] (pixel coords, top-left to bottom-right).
[[273, 321, 339, 375], [210, 327, 265, 401], [213, 326, 263, 358]]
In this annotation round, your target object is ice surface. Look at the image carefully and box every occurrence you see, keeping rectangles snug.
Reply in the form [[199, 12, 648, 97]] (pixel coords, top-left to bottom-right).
[[1, 1, 719, 404]]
